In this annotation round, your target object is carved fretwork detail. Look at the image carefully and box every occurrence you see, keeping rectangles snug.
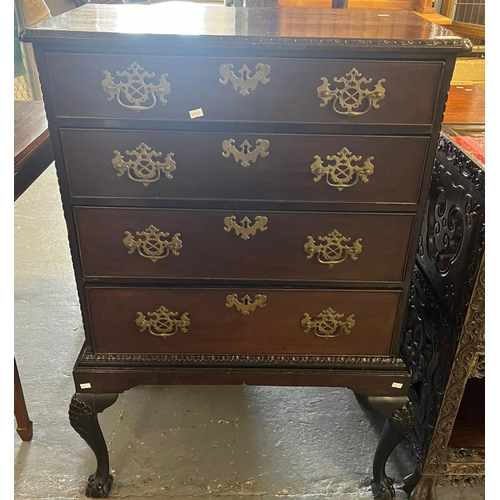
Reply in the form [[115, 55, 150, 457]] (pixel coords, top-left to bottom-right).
[[437, 447, 485, 486], [471, 352, 485, 378], [422, 259, 484, 476], [401, 267, 454, 471], [426, 184, 465, 275], [437, 136, 485, 194], [418, 140, 485, 325]]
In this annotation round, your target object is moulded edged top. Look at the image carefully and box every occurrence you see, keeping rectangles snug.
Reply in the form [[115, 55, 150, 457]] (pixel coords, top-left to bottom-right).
[[21, 2, 472, 52]]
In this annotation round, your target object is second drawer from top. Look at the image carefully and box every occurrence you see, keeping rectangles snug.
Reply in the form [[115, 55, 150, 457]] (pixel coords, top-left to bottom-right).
[[61, 129, 429, 206]]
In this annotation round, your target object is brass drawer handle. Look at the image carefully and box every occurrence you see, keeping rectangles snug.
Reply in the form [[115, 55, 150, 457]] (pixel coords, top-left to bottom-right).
[[224, 215, 268, 240], [226, 294, 267, 315], [123, 225, 182, 262], [219, 63, 270, 95], [304, 230, 362, 267], [317, 68, 386, 117], [222, 139, 270, 167], [112, 142, 176, 187], [101, 62, 171, 111], [136, 306, 190, 337], [310, 148, 374, 191], [301, 307, 355, 338]]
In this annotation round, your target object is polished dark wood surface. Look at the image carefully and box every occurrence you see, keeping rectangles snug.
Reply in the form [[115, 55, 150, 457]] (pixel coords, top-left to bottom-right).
[[61, 129, 428, 205], [443, 85, 486, 125], [443, 84, 485, 124], [448, 378, 485, 450], [47, 53, 442, 125], [22, 4, 470, 50], [14, 101, 54, 201], [86, 286, 400, 356], [74, 207, 414, 282]]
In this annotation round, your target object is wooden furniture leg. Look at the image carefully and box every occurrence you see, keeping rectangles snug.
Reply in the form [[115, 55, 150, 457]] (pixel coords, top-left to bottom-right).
[[368, 397, 413, 500], [14, 358, 33, 441], [69, 393, 119, 498]]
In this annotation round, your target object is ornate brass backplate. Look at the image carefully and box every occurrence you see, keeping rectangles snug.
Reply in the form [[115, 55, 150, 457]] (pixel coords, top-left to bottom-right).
[[226, 294, 267, 315], [317, 68, 386, 117], [310, 148, 375, 191], [123, 225, 182, 262], [304, 230, 362, 267], [111, 142, 176, 187], [222, 139, 270, 167], [301, 307, 355, 338], [219, 63, 271, 95], [136, 306, 190, 337], [101, 62, 171, 111], [224, 215, 268, 240]]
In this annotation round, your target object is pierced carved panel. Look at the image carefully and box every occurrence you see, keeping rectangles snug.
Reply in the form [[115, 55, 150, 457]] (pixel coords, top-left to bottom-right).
[[417, 135, 485, 323]]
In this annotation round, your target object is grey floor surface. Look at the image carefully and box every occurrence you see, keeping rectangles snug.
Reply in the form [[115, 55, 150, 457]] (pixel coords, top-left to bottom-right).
[[14, 165, 486, 499]]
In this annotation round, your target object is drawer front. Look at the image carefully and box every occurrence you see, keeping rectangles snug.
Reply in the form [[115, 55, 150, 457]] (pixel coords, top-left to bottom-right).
[[86, 286, 401, 356], [47, 53, 443, 124], [61, 129, 428, 205], [75, 207, 414, 283]]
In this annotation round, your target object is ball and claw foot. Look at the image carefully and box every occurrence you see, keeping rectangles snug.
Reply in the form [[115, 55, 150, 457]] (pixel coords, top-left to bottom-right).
[[86, 472, 114, 498], [371, 474, 395, 500]]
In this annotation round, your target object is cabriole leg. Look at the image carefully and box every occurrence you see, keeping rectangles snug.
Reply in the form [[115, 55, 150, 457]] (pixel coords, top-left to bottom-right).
[[69, 393, 119, 498], [367, 397, 413, 500]]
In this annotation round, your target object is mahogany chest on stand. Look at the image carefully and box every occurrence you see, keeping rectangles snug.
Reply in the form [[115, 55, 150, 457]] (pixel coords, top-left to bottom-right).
[[22, 4, 470, 498]]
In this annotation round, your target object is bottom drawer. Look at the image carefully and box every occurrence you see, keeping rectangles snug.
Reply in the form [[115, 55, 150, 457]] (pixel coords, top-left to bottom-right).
[[86, 287, 401, 356]]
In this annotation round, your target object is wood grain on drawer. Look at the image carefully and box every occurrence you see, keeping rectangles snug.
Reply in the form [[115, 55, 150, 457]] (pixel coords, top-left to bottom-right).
[[47, 53, 443, 125], [61, 128, 428, 205], [86, 286, 401, 356], [74, 207, 414, 283]]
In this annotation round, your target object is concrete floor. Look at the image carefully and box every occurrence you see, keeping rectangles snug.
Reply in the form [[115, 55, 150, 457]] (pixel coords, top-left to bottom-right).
[[14, 165, 485, 499]]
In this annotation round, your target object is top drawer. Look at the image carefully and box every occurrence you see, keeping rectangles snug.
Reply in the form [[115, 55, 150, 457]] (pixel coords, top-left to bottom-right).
[[45, 53, 443, 125]]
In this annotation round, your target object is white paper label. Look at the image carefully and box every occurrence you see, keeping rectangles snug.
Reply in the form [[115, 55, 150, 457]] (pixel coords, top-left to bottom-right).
[[391, 382, 404, 389], [80, 383, 92, 389], [189, 108, 204, 119]]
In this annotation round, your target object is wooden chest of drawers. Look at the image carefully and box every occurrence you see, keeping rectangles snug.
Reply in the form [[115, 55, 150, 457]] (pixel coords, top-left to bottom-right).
[[22, 4, 470, 499]]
